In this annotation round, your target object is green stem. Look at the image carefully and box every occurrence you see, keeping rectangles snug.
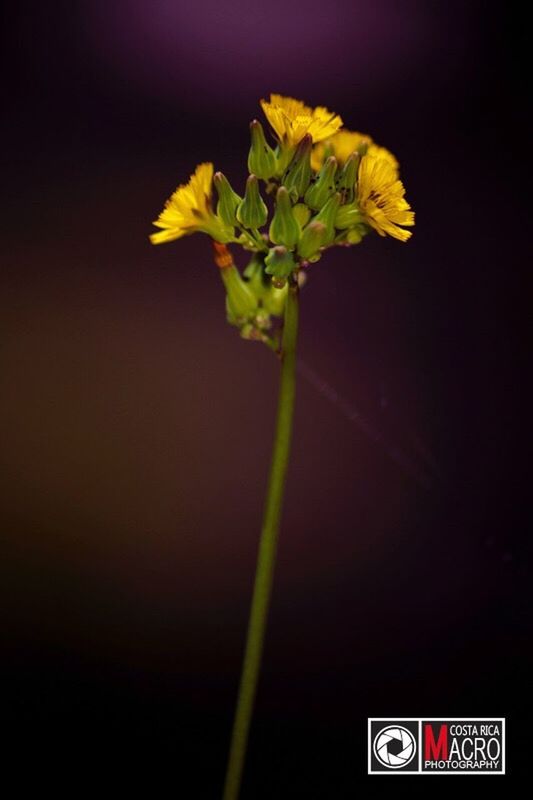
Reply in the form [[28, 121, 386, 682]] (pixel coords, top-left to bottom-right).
[[223, 277, 300, 800]]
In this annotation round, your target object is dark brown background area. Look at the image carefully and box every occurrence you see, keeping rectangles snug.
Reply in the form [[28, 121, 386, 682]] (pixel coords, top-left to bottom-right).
[[1, 1, 529, 794]]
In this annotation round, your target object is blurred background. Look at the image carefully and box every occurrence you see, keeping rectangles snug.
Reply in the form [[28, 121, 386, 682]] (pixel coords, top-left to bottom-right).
[[1, 0, 529, 793]]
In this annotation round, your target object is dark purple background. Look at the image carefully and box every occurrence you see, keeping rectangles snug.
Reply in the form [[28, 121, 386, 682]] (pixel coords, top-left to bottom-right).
[[1, 1, 529, 793]]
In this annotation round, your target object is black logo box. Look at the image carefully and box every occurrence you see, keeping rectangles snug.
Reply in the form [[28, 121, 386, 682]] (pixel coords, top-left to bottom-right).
[[370, 720, 419, 773], [368, 719, 505, 774]]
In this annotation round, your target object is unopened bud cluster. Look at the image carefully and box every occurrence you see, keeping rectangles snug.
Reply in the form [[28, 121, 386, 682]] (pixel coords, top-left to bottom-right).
[[215, 119, 368, 280], [211, 120, 370, 342]]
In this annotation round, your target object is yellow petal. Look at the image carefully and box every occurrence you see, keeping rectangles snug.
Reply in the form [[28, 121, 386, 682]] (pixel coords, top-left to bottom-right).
[[261, 94, 342, 147], [150, 162, 215, 245], [357, 154, 414, 242]]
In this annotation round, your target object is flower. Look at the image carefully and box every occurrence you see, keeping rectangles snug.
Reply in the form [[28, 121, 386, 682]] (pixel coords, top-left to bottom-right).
[[367, 144, 399, 172], [150, 162, 233, 244], [311, 129, 399, 173], [357, 155, 415, 242], [260, 94, 342, 148]]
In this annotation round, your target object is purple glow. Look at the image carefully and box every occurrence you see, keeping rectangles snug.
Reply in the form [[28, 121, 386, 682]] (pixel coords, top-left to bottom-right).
[[85, 0, 433, 109]]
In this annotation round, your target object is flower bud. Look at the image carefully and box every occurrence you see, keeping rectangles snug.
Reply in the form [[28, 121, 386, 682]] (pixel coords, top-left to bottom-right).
[[220, 264, 258, 321], [269, 186, 300, 249], [242, 252, 266, 300], [292, 203, 311, 229], [264, 245, 296, 281], [237, 175, 268, 229], [310, 192, 341, 246], [248, 120, 277, 180], [214, 172, 242, 227], [335, 202, 363, 229], [239, 322, 268, 340], [262, 281, 287, 316], [254, 310, 272, 330], [346, 227, 363, 244], [336, 152, 359, 203], [282, 134, 312, 201], [304, 156, 338, 211], [243, 253, 286, 314], [275, 146, 296, 176], [297, 221, 327, 260]]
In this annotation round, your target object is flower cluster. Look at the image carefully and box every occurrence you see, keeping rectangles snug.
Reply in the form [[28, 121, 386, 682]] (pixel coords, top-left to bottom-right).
[[150, 94, 414, 344]]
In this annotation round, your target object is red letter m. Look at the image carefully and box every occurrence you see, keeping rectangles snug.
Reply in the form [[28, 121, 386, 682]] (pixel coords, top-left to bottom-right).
[[424, 724, 448, 760]]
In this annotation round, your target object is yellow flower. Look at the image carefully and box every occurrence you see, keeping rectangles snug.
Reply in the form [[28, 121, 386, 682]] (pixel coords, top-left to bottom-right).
[[150, 163, 232, 245], [260, 94, 343, 148], [367, 144, 399, 171], [311, 129, 399, 173], [357, 155, 415, 242]]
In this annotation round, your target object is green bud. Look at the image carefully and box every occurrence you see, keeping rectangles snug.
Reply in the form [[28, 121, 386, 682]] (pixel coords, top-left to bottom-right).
[[269, 186, 300, 249], [240, 323, 259, 340], [243, 253, 267, 300], [248, 120, 277, 180], [264, 245, 296, 280], [346, 228, 363, 244], [297, 221, 327, 260], [304, 156, 338, 211], [262, 281, 288, 316], [275, 144, 296, 176], [254, 310, 271, 330], [335, 201, 363, 229], [292, 203, 311, 228], [237, 175, 268, 229], [220, 264, 258, 322], [225, 296, 239, 326], [336, 153, 359, 203], [242, 253, 287, 315], [345, 223, 368, 244], [310, 192, 341, 246], [243, 252, 263, 277], [214, 172, 242, 227], [282, 134, 312, 201]]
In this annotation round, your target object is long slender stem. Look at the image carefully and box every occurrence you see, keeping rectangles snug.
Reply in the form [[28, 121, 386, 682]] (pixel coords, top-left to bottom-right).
[[223, 278, 300, 800]]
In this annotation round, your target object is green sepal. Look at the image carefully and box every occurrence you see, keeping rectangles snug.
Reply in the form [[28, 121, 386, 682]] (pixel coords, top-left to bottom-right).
[[346, 228, 363, 244], [274, 144, 296, 176], [214, 172, 242, 227], [297, 221, 327, 260], [269, 186, 300, 249], [248, 120, 277, 180], [221, 264, 258, 322], [310, 192, 341, 246], [243, 253, 268, 299], [237, 175, 268, 229], [336, 153, 359, 203], [304, 156, 338, 211], [282, 134, 312, 201], [264, 245, 296, 280], [335, 201, 363, 229], [292, 203, 311, 228], [242, 253, 288, 316], [262, 282, 287, 316]]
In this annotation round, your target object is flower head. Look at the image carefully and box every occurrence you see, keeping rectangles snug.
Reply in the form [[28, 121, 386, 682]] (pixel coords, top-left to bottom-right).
[[260, 94, 342, 148], [149, 96, 415, 344], [150, 163, 233, 244], [311, 129, 399, 173], [357, 155, 415, 242]]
